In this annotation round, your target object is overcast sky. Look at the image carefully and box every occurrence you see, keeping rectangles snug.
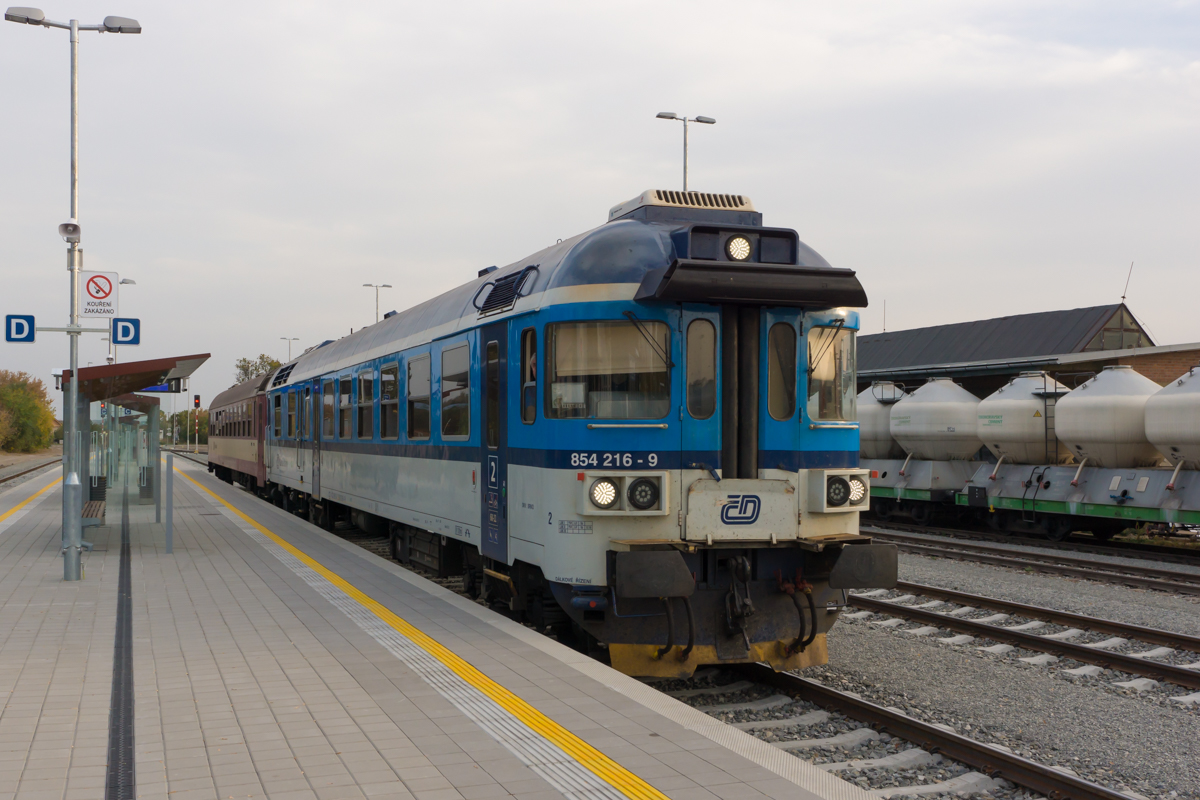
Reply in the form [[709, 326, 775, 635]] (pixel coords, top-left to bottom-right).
[[2, 1, 1197, 415]]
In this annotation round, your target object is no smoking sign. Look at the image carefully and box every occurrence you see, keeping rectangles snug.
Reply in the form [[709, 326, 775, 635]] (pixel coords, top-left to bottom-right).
[[80, 271, 119, 318]]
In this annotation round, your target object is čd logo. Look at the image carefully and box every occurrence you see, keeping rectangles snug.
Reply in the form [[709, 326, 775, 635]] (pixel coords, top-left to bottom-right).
[[720, 494, 761, 525]]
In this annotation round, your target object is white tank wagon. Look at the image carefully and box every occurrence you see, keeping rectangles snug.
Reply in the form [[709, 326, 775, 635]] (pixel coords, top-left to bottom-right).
[[976, 372, 1072, 465], [1145, 366, 1200, 471], [1055, 365, 1163, 469], [858, 382, 906, 459], [889, 378, 983, 461]]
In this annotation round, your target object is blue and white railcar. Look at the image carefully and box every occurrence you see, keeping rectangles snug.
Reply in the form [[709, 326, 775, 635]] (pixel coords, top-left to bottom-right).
[[262, 190, 896, 678]]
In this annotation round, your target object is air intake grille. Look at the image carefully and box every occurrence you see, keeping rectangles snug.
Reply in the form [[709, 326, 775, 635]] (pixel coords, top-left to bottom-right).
[[654, 190, 750, 209], [270, 364, 295, 387], [476, 266, 537, 317]]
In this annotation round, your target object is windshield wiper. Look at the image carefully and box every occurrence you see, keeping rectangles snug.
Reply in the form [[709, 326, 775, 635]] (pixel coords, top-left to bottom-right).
[[807, 318, 846, 379], [623, 310, 674, 368]]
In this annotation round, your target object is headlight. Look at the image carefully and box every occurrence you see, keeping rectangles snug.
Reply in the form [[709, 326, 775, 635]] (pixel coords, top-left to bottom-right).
[[726, 235, 752, 261], [848, 476, 867, 505], [627, 477, 660, 510], [590, 478, 619, 509], [826, 476, 850, 507]]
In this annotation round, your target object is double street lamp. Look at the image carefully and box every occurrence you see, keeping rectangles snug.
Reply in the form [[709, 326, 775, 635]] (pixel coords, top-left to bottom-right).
[[364, 283, 392, 324], [655, 112, 715, 193], [280, 337, 299, 361], [5, 6, 141, 582]]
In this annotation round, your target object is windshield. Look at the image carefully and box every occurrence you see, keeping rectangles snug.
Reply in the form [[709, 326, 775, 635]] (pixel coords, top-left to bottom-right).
[[807, 325, 856, 421], [547, 320, 671, 419]]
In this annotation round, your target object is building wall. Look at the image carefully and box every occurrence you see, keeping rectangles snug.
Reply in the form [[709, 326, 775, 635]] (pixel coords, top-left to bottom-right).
[[1116, 349, 1200, 386]]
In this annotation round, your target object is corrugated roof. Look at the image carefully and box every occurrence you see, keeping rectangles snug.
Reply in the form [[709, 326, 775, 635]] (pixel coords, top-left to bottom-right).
[[859, 305, 1130, 373]]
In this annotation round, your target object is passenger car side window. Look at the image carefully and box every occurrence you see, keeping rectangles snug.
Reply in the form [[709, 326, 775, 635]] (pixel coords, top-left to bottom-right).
[[357, 370, 374, 439], [380, 363, 400, 440], [339, 377, 352, 439], [441, 345, 470, 438], [407, 356, 431, 439], [322, 379, 335, 438]]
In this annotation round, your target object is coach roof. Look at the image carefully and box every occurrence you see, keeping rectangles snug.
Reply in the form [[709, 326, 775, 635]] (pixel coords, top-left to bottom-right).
[[275, 208, 841, 387]]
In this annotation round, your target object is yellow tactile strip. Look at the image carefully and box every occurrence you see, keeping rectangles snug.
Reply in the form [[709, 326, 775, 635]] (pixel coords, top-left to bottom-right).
[[178, 469, 669, 800], [0, 476, 62, 527]]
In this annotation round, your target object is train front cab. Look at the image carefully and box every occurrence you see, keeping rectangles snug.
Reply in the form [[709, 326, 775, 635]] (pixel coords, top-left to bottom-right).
[[506, 299, 896, 678]]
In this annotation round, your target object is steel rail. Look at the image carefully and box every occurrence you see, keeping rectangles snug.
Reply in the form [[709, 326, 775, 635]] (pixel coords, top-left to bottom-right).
[[863, 521, 1200, 566], [0, 458, 63, 485], [849, 594, 1200, 689], [869, 533, 1200, 596], [741, 663, 1140, 800], [892, 581, 1200, 653]]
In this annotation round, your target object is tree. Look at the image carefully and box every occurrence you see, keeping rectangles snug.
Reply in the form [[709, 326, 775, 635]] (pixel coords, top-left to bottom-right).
[[0, 371, 56, 453], [234, 354, 282, 384]]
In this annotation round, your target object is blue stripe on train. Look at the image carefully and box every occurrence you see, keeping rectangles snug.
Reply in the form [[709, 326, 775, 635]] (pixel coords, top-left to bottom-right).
[[308, 441, 856, 471]]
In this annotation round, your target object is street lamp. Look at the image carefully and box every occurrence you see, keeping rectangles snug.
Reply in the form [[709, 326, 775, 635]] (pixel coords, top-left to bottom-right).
[[5, 6, 141, 583], [655, 112, 715, 192], [281, 337, 299, 361], [363, 283, 392, 324]]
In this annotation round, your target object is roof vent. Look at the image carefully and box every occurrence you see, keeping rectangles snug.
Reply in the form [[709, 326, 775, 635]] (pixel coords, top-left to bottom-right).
[[383, 310, 398, 320], [478, 266, 498, 278], [609, 189, 755, 221], [270, 363, 295, 388], [473, 265, 538, 317]]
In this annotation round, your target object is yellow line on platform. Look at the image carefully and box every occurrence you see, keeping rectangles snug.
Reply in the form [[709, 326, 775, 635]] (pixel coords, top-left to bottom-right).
[[177, 468, 667, 800], [0, 477, 62, 525]]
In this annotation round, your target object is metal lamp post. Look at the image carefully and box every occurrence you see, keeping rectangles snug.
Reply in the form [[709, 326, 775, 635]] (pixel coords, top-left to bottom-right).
[[363, 283, 392, 324], [281, 337, 299, 361], [655, 112, 715, 192], [5, 6, 141, 581]]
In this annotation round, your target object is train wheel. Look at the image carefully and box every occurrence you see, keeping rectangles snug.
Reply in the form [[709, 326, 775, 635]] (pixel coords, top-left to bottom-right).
[[1046, 518, 1073, 542], [909, 503, 933, 526]]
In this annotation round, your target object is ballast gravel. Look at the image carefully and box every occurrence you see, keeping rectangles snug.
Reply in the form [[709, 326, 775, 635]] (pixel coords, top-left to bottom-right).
[[898, 549, 1200, 637], [820, 555, 1200, 799]]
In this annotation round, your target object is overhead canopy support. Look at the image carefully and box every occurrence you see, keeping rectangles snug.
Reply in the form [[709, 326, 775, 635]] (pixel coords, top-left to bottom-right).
[[61, 353, 210, 403], [634, 259, 868, 308]]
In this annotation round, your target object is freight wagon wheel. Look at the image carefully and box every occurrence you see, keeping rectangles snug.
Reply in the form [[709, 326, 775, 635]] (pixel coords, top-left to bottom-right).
[[1045, 518, 1073, 542], [909, 502, 933, 526], [872, 498, 895, 522]]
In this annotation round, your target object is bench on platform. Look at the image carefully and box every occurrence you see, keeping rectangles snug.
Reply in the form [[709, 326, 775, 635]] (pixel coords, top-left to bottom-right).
[[81, 500, 105, 527]]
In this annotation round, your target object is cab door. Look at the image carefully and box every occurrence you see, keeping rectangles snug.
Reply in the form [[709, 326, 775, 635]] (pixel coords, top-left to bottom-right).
[[479, 323, 509, 564]]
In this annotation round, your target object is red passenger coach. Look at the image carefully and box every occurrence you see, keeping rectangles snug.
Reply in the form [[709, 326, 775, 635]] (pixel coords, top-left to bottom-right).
[[207, 373, 270, 492]]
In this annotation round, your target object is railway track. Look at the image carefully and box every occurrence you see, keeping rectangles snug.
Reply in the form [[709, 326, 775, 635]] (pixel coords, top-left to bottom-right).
[[660, 664, 1143, 800], [866, 528, 1200, 596], [864, 520, 1200, 567], [847, 583, 1200, 692], [0, 458, 62, 486]]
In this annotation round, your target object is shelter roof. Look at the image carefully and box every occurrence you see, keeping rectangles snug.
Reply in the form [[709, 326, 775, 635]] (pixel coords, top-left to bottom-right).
[[106, 393, 161, 415], [62, 353, 209, 402]]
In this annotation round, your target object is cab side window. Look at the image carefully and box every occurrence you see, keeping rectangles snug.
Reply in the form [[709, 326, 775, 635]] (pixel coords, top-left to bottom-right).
[[521, 328, 537, 424]]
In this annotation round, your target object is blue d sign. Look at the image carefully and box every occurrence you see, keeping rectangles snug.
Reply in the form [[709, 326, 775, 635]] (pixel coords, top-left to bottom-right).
[[5, 315, 35, 343], [112, 317, 141, 346]]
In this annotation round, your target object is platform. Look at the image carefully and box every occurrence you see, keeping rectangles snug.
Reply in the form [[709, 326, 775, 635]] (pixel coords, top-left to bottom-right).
[[0, 462, 874, 800]]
